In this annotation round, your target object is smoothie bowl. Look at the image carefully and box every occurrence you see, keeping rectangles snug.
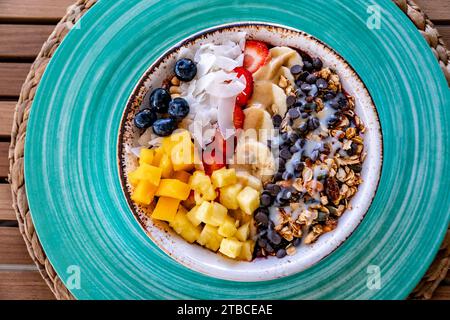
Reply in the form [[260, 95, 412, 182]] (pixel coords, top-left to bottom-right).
[[118, 23, 382, 281]]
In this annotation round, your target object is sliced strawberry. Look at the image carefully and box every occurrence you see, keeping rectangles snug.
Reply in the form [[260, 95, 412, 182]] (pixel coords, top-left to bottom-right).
[[243, 40, 270, 73], [234, 67, 254, 106], [202, 130, 228, 176], [233, 105, 245, 130]]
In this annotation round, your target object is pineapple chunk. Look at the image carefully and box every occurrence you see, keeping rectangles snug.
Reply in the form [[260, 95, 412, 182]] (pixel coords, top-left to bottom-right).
[[197, 224, 223, 251], [128, 170, 140, 187], [219, 238, 243, 259], [170, 206, 201, 243], [202, 184, 217, 201], [237, 186, 260, 215], [190, 171, 212, 193], [152, 197, 180, 222], [236, 170, 263, 191], [194, 191, 205, 205], [139, 148, 154, 165], [171, 142, 195, 172], [132, 163, 162, 187], [218, 216, 238, 238], [182, 191, 196, 210], [131, 180, 157, 205], [194, 201, 213, 222], [156, 179, 191, 200], [219, 183, 243, 210], [235, 222, 250, 241], [211, 168, 237, 188], [186, 206, 202, 227], [196, 202, 228, 227], [152, 147, 165, 166], [159, 154, 173, 178], [173, 171, 191, 184], [229, 209, 253, 225], [239, 240, 255, 261]]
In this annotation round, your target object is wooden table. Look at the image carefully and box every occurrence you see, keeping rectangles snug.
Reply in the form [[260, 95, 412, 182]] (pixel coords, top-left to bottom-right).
[[0, 0, 449, 300]]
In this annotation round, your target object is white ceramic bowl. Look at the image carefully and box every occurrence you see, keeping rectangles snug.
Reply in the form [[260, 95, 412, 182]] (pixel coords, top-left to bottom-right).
[[119, 22, 383, 282]]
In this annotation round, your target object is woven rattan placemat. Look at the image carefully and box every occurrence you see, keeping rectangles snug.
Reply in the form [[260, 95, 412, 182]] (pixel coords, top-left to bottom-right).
[[8, 0, 450, 300]]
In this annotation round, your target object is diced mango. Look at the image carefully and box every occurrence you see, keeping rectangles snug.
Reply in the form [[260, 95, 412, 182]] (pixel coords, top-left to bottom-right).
[[139, 148, 154, 165], [219, 183, 243, 210], [152, 197, 180, 222], [235, 222, 250, 241], [197, 224, 223, 251], [218, 216, 238, 238], [173, 171, 191, 184], [239, 240, 255, 261], [211, 168, 237, 188], [237, 186, 260, 215], [170, 206, 201, 243], [152, 147, 165, 166], [131, 180, 157, 205], [219, 238, 243, 259], [186, 205, 202, 227], [197, 202, 227, 227], [128, 170, 140, 187], [171, 142, 195, 172], [133, 163, 162, 187], [162, 130, 192, 154], [156, 179, 191, 200], [159, 154, 173, 178]]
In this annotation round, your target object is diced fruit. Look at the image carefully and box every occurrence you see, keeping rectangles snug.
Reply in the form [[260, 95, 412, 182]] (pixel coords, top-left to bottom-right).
[[139, 148, 154, 165], [182, 190, 196, 210], [202, 131, 228, 176], [235, 222, 250, 241], [196, 201, 227, 227], [211, 167, 237, 188], [194, 201, 213, 222], [243, 40, 270, 73], [152, 197, 180, 222], [171, 143, 194, 172], [237, 186, 260, 215], [159, 154, 173, 178], [190, 171, 212, 193], [133, 163, 162, 186], [128, 170, 140, 187], [233, 105, 245, 130], [236, 170, 263, 191], [131, 180, 157, 205], [173, 171, 191, 184], [170, 206, 201, 243], [194, 191, 205, 205], [156, 179, 191, 200], [202, 185, 217, 201], [219, 183, 243, 210], [162, 130, 192, 154], [239, 240, 255, 261], [219, 238, 243, 259], [233, 67, 254, 107], [197, 224, 223, 251], [218, 216, 238, 238], [186, 206, 202, 227], [152, 147, 165, 166], [229, 209, 253, 225]]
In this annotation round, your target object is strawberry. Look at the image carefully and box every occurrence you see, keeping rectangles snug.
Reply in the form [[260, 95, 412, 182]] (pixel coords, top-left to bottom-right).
[[233, 67, 254, 106], [243, 40, 270, 73], [202, 130, 228, 176], [233, 105, 245, 130]]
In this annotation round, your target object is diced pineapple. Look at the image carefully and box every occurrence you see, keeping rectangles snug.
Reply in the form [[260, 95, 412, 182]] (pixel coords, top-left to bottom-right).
[[152, 147, 165, 166], [131, 180, 157, 205], [219, 183, 243, 210], [235, 222, 250, 241], [171, 142, 195, 172], [190, 171, 212, 193], [159, 154, 173, 178], [182, 191, 196, 210], [202, 184, 217, 201], [239, 240, 255, 261], [218, 216, 238, 238], [194, 201, 213, 222], [152, 197, 180, 222], [229, 209, 253, 225], [133, 163, 162, 187], [128, 170, 140, 187], [156, 179, 191, 200], [237, 186, 260, 215], [194, 191, 205, 205], [173, 171, 191, 184], [211, 168, 237, 188], [236, 170, 263, 191], [219, 238, 243, 259], [170, 206, 201, 243], [186, 206, 202, 227], [139, 148, 154, 165], [162, 130, 192, 154], [197, 224, 223, 251], [196, 202, 228, 227]]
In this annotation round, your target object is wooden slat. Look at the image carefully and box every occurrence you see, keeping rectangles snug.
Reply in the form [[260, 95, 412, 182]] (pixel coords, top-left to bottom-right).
[[0, 142, 9, 179], [0, 25, 54, 59], [0, 271, 55, 300], [0, 227, 33, 265], [415, 0, 450, 22], [437, 25, 450, 47], [0, 184, 14, 221], [0, 0, 74, 22], [0, 101, 15, 137], [0, 63, 30, 97]]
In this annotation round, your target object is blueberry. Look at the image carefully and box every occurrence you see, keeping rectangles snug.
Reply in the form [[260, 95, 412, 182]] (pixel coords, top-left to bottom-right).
[[276, 248, 287, 258], [290, 145, 299, 154], [149, 88, 171, 113], [301, 112, 309, 119], [327, 114, 340, 126], [168, 97, 190, 120], [260, 193, 272, 207], [298, 122, 309, 133], [272, 114, 283, 128], [312, 57, 323, 70], [152, 118, 177, 137], [278, 158, 286, 170], [290, 64, 302, 75], [134, 108, 157, 129], [336, 93, 348, 107], [305, 74, 317, 84], [289, 132, 299, 143], [174, 58, 197, 82]]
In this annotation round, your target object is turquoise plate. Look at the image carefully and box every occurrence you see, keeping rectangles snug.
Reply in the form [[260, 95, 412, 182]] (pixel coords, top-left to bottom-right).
[[25, 0, 450, 299]]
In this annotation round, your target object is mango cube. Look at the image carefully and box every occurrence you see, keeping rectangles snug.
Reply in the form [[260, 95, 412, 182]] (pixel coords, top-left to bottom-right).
[[211, 168, 237, 188], [235, 222, 250, 242], [152, 196, 180, 222], [159, 154, 173, 178], [170, 206, 201, 243], [152, 147, 165, 166], [237, 186, 260, 215], [139, 148, 154, 165], [131, 180, 157, 205], [133, 163, 162, 187], [186, 206, 202, 227], [219, 238, 243, 259], [218, 216, 238, 238], [197, 224, 223, 251], [128, 170, 140, 187], [239, 240, 255, 261], [156, 179, 191, 200], [219, 183, 243, 210], [171, 142, 195, 172], [196, 202, 227, 227], [173, 171, 191, 184]]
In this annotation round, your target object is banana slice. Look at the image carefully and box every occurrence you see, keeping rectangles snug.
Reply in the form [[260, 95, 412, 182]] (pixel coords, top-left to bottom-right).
[[248, 81, 287, 117], [235, 170, 263, 191], [243, 107, 274, 142], [231, 137, 276, 184]]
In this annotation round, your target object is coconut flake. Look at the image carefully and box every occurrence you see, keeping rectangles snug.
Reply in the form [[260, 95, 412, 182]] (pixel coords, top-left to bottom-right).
[[217, 97, 236, 139]]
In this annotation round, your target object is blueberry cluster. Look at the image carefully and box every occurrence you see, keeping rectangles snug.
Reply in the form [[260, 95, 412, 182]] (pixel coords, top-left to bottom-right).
[[134, 58, 197, 136]]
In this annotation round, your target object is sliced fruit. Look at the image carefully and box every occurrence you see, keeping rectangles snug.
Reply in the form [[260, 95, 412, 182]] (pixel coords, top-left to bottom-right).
[[139, 148, 154, 165], [156, 179, 191, 200], [131, 180, 158, 205], [171, 142, 195, 172], [233, 105, 245, 130], [242, 107, 275, 142], [218, 216, 238, 238], [239, 240, 255, 261], [170, 206, 201, 243], [173, 171, 191, 184], [159, 153, 174, 178], [243, 40, 270, 73], [190, 171, 212, 193], [182, 190, 196, 210], [247, 81, 287, 117], [152, 196, 180, 222], [211, 167, 237, 189], [194, 201, 213, 223], [219, 183, 243, 210], [202, 131, 228, 175], [237, 186, 260, 215], [235, 222, 250, 241], [186, 205, 202, 227], [235, 170, 263, 191], [196, 201, 228, 227], [234, 67, 254, 107], [219, 238, 243, 258], [128, 170, 140, 187], [197, 224, 223, 251], [152, 147, 165, 166], [132, 163, 162, 187]]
